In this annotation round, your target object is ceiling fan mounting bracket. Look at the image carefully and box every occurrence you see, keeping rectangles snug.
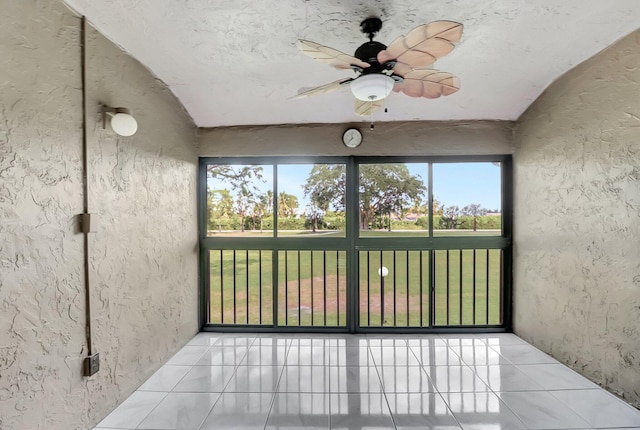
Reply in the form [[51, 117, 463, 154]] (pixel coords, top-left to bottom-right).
[[360, 17, 382, 41]]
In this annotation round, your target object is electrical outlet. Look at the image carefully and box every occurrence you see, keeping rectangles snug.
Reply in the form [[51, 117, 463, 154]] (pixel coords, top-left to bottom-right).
[[83, 353, 100, 376]]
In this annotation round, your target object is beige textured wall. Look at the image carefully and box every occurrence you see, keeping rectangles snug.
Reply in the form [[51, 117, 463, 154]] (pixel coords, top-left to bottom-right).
[[0, 1, 199, 429], [199, 121, 514, 157], [514, 30, 640, 407]]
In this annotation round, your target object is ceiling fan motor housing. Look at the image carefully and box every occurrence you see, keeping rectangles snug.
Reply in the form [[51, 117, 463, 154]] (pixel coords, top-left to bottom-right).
[[354, 41, 387, 68]]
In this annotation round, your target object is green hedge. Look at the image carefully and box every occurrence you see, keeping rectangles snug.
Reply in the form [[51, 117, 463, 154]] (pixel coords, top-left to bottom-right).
[[208, 214, 501, 231]]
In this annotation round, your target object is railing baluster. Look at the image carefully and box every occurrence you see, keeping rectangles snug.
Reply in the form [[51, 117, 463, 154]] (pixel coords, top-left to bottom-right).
[[220, 250, 224, 324], [298, 250, 301, 326], [233, 250, 237, 325], [380, 251, 384, 327], [311, 251, 314, 326], [446, 250, 450, 326], [285, 250, 288, 326], [367, 251, 371, 327], [431, 251, 435, 326], [246, 249, 249, 324], [406, 251, 410, 327], [323, 251, 327, 326], [393, 250, 397, 327], [459, 249, 463, 325], [499, 250, 504, 325], [336, 250, 340, 326], [419, 250, 423, 327], [259, 250, 262, 325], [486, 249, 490, 325], [473, 249, 477, 325]]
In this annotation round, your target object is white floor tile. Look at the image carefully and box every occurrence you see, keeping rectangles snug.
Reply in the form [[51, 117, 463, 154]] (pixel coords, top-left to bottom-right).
[[215, 335, 255, 346], [95, 391, 167, 429], [329, 346, 373, 366], [378, 365, 437, 393], [439, 335, 487, 348], [278, 365, 330, 392], [549, 389, 640, 428], [451, 345, 511, 366], [136, 392, 219, 430], [330, 393, 395, 429], [187, 333, 221, 346], [195, 345, 248, 366], [405, 335, 448, 348], [199, 392, 273, 430], [165, 345, 210, 365], [490, 344, 558, 364], [498, 391, 591, 429], [328, 366, 383, 393], [266, 393, 330, 429], [366, 336, 408, 348], [484, 333, 531, 346], [429, 365, 490, 393], [515, 363, 600, 390], [411, 346, 464, 366], [286, 345, 331, 365], [137, 365, 191, 392], [226, 365, 283, 392], [386, 392, 462, 429], [442, 391, 527, 430], [473, 364, 545, 391], [172, 365, 235, 393], [369, 346, 421, 366], [95, 333, 640, 430], [331, 335, 369, 348], [239, 345, 288, 366]]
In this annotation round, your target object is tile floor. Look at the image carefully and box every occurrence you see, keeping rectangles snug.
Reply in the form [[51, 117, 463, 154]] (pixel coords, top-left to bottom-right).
[[94, 333, 640, 430]]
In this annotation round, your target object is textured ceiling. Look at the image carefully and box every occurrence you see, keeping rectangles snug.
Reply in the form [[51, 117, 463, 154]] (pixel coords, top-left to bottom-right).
[[63, 0, 640, 127]]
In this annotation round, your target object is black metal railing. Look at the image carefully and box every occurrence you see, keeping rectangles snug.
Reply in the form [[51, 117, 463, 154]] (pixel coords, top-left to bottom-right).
[[208, 249, 273, 325], [278, 250, 347, 327], [208, 247, 503, 329], [358, 250, 430, 328], [432, 249, 503, 326]]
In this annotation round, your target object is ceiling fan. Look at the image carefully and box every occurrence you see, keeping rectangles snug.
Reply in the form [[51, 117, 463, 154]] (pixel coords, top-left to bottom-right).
[[292, 17, 463, 117]]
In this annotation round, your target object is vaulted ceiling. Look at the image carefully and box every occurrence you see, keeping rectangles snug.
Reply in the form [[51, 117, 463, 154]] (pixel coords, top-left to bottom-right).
[[63, 0, 640, 127]]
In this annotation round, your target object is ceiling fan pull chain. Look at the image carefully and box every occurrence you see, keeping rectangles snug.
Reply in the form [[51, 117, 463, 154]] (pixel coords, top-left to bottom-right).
[[370, 101, 375, 130]]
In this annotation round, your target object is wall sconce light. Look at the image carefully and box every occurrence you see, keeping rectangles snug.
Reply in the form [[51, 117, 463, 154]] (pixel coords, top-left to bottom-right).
[[102, 106, 138, 136]]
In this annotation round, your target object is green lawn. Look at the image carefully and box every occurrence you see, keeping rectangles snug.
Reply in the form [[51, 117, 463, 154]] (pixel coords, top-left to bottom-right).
[[208, 247, 503, 328]]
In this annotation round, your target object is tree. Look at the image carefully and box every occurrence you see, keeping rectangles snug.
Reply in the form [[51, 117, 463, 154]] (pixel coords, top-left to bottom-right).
[[302, 163, 426, 231], [462, 203, 487, 231], [207, 165, 264, 232], [251, 190, 273, 232], [432, 197, 443, 215], [277, 192, 299, 218], [358, 164, 426, 230], [208, 188, 233, 232], [302, 164, 346, 213], [305, 203, 324, 232], [440, 205, 460, 229]]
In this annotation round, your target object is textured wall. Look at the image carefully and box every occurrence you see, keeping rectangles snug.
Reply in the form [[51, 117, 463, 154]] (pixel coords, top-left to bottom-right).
[[199, 121, 514, 157], [514, 30, 640, 407], [0, 1, 198, 429]]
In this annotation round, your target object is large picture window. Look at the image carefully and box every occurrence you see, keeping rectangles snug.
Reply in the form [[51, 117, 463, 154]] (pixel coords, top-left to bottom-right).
[[199, 156, 512, 332]]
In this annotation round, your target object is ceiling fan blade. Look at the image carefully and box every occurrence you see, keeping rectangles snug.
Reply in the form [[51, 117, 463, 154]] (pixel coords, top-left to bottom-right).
[[354, 98, 385, 117], [395, 68, 460, 99], [298, 39, 371, 70], [289, 78, 353, 100], [377, 21, 463, 70]]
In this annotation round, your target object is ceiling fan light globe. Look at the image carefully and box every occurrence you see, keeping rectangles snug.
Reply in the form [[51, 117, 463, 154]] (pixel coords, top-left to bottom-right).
[[350, 74, 394, 101]]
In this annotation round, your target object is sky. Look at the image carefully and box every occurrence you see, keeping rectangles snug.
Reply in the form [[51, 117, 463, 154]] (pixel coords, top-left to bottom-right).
[[208, 162, 501, 213]]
